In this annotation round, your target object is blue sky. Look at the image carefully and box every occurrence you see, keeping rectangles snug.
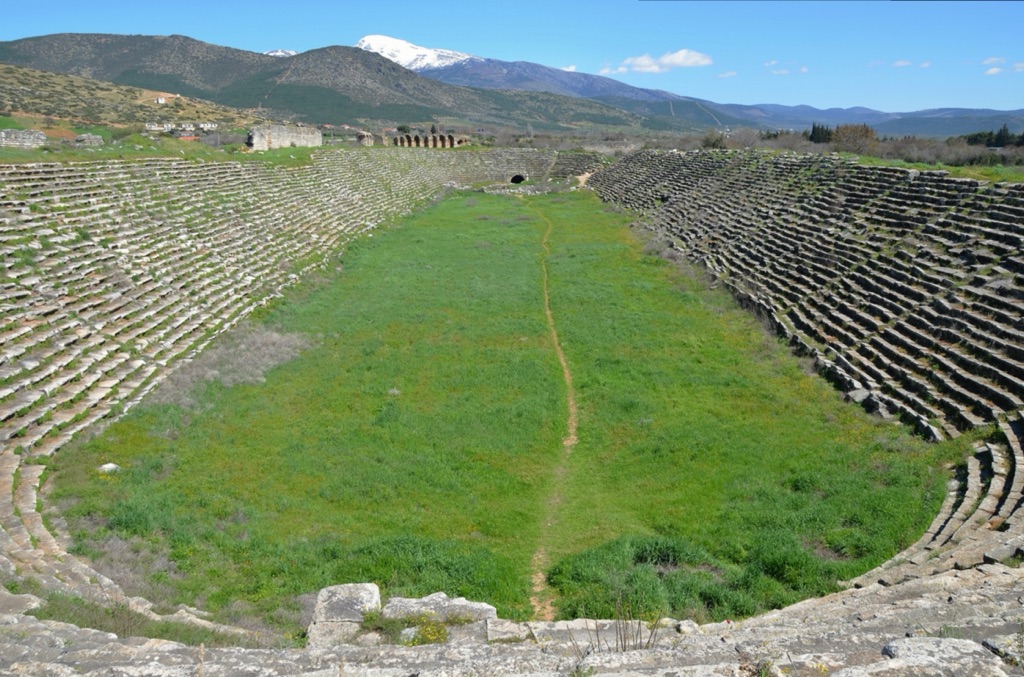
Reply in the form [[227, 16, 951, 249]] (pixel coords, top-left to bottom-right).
[[1, 1, 1021, 112]]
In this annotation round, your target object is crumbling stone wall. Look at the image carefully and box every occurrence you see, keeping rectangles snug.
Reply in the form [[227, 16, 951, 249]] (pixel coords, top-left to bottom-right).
[[0, 129, 46, 149], [74, 133, 103, 147], [247, 124, 322, 151], [549, 151, 606, 178]]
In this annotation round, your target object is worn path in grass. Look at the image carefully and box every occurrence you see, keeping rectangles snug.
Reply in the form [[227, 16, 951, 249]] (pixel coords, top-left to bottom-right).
[[527, 201, 579, 621]]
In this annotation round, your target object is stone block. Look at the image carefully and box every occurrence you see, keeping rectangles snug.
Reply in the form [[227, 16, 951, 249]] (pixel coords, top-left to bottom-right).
[[486, 618, 532, 643], [305, 583, 380, 650], [381, 591, 497, 622], [311, 583, 380, 624]]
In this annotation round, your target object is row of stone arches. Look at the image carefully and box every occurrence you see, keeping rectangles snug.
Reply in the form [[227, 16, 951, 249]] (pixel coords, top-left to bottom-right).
[[393, 134, 467, 148]]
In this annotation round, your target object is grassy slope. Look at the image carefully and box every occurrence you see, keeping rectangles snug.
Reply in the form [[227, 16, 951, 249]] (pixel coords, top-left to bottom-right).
[[50, 190, 969, 634], [0, 63, 258, 128]]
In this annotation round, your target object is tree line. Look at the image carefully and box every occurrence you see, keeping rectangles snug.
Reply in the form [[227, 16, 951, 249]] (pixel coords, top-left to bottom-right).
[[807, 122, 1024, 149], [960, 124, 1024, 148]]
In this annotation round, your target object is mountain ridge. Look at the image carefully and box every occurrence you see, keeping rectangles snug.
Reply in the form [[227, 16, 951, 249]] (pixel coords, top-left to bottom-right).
[[0, 33, 641, 130], [355, 33, 1024, 136], [1, 32, 1021, 136]]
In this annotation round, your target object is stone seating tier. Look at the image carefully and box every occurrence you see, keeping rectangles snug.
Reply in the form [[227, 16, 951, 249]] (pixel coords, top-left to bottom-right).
[[591, 149, 1024, 610], [592, 149, 1023, 436]]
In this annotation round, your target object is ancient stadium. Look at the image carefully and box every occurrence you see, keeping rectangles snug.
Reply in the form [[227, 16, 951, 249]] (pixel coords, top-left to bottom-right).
[[1, 147, 1023, 675]]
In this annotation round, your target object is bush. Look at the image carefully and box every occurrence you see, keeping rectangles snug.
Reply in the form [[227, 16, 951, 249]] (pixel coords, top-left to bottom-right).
[[831, 124, 877, 154], [548, 531, 851, 623]]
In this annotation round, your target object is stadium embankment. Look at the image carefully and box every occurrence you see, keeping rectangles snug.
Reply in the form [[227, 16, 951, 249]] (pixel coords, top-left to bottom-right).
[[0, 147, 1022, 675]]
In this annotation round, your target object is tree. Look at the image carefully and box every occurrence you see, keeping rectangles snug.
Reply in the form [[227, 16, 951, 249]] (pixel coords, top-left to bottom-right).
[[808, 122, 833, 144], [963, 130, 995, 146], [396, 124, 410, 134], [992, 123, 1013, 147], [430, 123, 437, 135], [831, 124, 877, 154], [700, 129, 726, 149]]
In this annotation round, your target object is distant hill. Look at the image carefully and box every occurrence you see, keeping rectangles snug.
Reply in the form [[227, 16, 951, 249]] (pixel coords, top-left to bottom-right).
[[0, 61, 260, 128], [0, 33, 640, 130], [872, 109, 1024, 137], [711, 102, 1024, 136]]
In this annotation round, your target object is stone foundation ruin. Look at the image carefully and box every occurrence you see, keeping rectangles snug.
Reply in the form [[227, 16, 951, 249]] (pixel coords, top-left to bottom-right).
[[0, 129, 47, 149], [0, 147, 1022, 675], [247, 124, 323, 151]]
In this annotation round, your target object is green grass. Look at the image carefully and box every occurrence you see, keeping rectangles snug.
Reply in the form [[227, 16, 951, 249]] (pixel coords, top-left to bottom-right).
[[0, 114, 25, 130], [528, 194, 970, 621], [51, 190, 970, 635]]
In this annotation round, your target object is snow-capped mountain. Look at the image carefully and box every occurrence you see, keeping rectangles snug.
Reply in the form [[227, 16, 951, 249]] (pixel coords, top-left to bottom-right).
[[356, 34, 683, 104], [355, 34, 479, 71], [264, 49, 297, 57]]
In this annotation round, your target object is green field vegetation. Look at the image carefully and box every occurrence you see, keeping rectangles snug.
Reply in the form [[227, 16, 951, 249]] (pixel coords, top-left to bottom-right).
[[0, 113, 25, 130], [50, 190, 971, 636]]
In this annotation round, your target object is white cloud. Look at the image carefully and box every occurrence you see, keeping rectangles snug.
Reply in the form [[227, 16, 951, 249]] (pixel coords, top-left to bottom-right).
[[560, 65, 576, 72], [772, 69, 789, 76], [799, 66, 809, 74], [717, 70, 737, 78], [623, 54, 663, 73], [763, 59, 778, 67], [920, 61, 931, 68], [604, 48, 712, 74], [1015, 62, 1024, 72], [659, 49, 713, 68], [983, 56, 1005, 65], [867, 60, 885, 68], [892, 59, 912, 67], [985, 67, 1003, 75]]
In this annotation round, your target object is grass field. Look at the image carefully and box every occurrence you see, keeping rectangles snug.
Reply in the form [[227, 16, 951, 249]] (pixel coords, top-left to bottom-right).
[[50, 189, 971, 636]]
